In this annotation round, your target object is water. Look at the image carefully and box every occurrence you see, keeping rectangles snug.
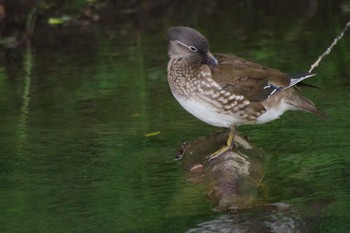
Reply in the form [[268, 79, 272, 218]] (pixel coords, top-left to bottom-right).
[[0, 1, 350, 232]]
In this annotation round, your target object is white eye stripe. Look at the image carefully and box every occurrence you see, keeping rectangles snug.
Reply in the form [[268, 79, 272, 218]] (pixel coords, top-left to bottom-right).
[[176, 41, 198, 52]]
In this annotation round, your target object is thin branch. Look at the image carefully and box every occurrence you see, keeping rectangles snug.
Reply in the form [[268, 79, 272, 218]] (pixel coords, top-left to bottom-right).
[[308, 21, 350, 73]]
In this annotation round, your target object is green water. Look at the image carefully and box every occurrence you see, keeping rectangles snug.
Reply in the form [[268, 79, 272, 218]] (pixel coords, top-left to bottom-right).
[[1, 1, 350, 233]]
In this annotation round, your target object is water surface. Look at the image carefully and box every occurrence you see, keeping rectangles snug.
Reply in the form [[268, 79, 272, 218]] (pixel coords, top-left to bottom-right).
[[0, 1, 350, 233]]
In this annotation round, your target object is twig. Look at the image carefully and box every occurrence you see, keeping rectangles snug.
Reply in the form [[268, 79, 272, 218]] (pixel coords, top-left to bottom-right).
[[308, 21, 350, 73]]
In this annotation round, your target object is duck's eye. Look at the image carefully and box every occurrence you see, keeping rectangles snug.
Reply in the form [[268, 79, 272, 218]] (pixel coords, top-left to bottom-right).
[[189, 46, 198, 52]]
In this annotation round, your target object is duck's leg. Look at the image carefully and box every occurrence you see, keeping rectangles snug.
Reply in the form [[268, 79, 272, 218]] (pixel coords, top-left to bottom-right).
[[208, 126, 236, 161]]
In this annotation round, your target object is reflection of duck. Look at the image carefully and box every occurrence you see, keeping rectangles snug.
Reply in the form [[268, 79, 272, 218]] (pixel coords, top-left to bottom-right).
[[167, 26, 322, 160]]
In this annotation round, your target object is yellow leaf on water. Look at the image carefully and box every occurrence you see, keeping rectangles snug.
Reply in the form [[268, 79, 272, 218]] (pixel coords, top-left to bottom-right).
[[48, 17, 64, 25], [145, 131, 161, 137]]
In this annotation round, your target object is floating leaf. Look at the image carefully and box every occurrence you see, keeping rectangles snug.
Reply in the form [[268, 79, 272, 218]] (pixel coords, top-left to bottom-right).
[[48, 15, 71, 25], [48, 17, 64, 25], [145, 131, 161, 137]]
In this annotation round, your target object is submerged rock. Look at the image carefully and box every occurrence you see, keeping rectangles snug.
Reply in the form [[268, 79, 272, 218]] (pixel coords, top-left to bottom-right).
[[179, 130, 264, 210], [180, 131, 309, 232]]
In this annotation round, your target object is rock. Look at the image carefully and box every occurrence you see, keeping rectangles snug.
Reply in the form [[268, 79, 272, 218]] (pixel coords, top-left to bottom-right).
[[179, 130, 264, 210]]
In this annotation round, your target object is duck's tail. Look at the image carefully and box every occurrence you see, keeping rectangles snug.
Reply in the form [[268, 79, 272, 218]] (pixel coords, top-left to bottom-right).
[[289, 93, 326, 117]]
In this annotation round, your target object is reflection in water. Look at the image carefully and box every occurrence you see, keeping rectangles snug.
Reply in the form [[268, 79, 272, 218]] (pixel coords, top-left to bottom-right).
[[16, 40, 31, 155], [187, 204, 307, 233], [0, 1, 350, 233], [16, 7, 36, 156]]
